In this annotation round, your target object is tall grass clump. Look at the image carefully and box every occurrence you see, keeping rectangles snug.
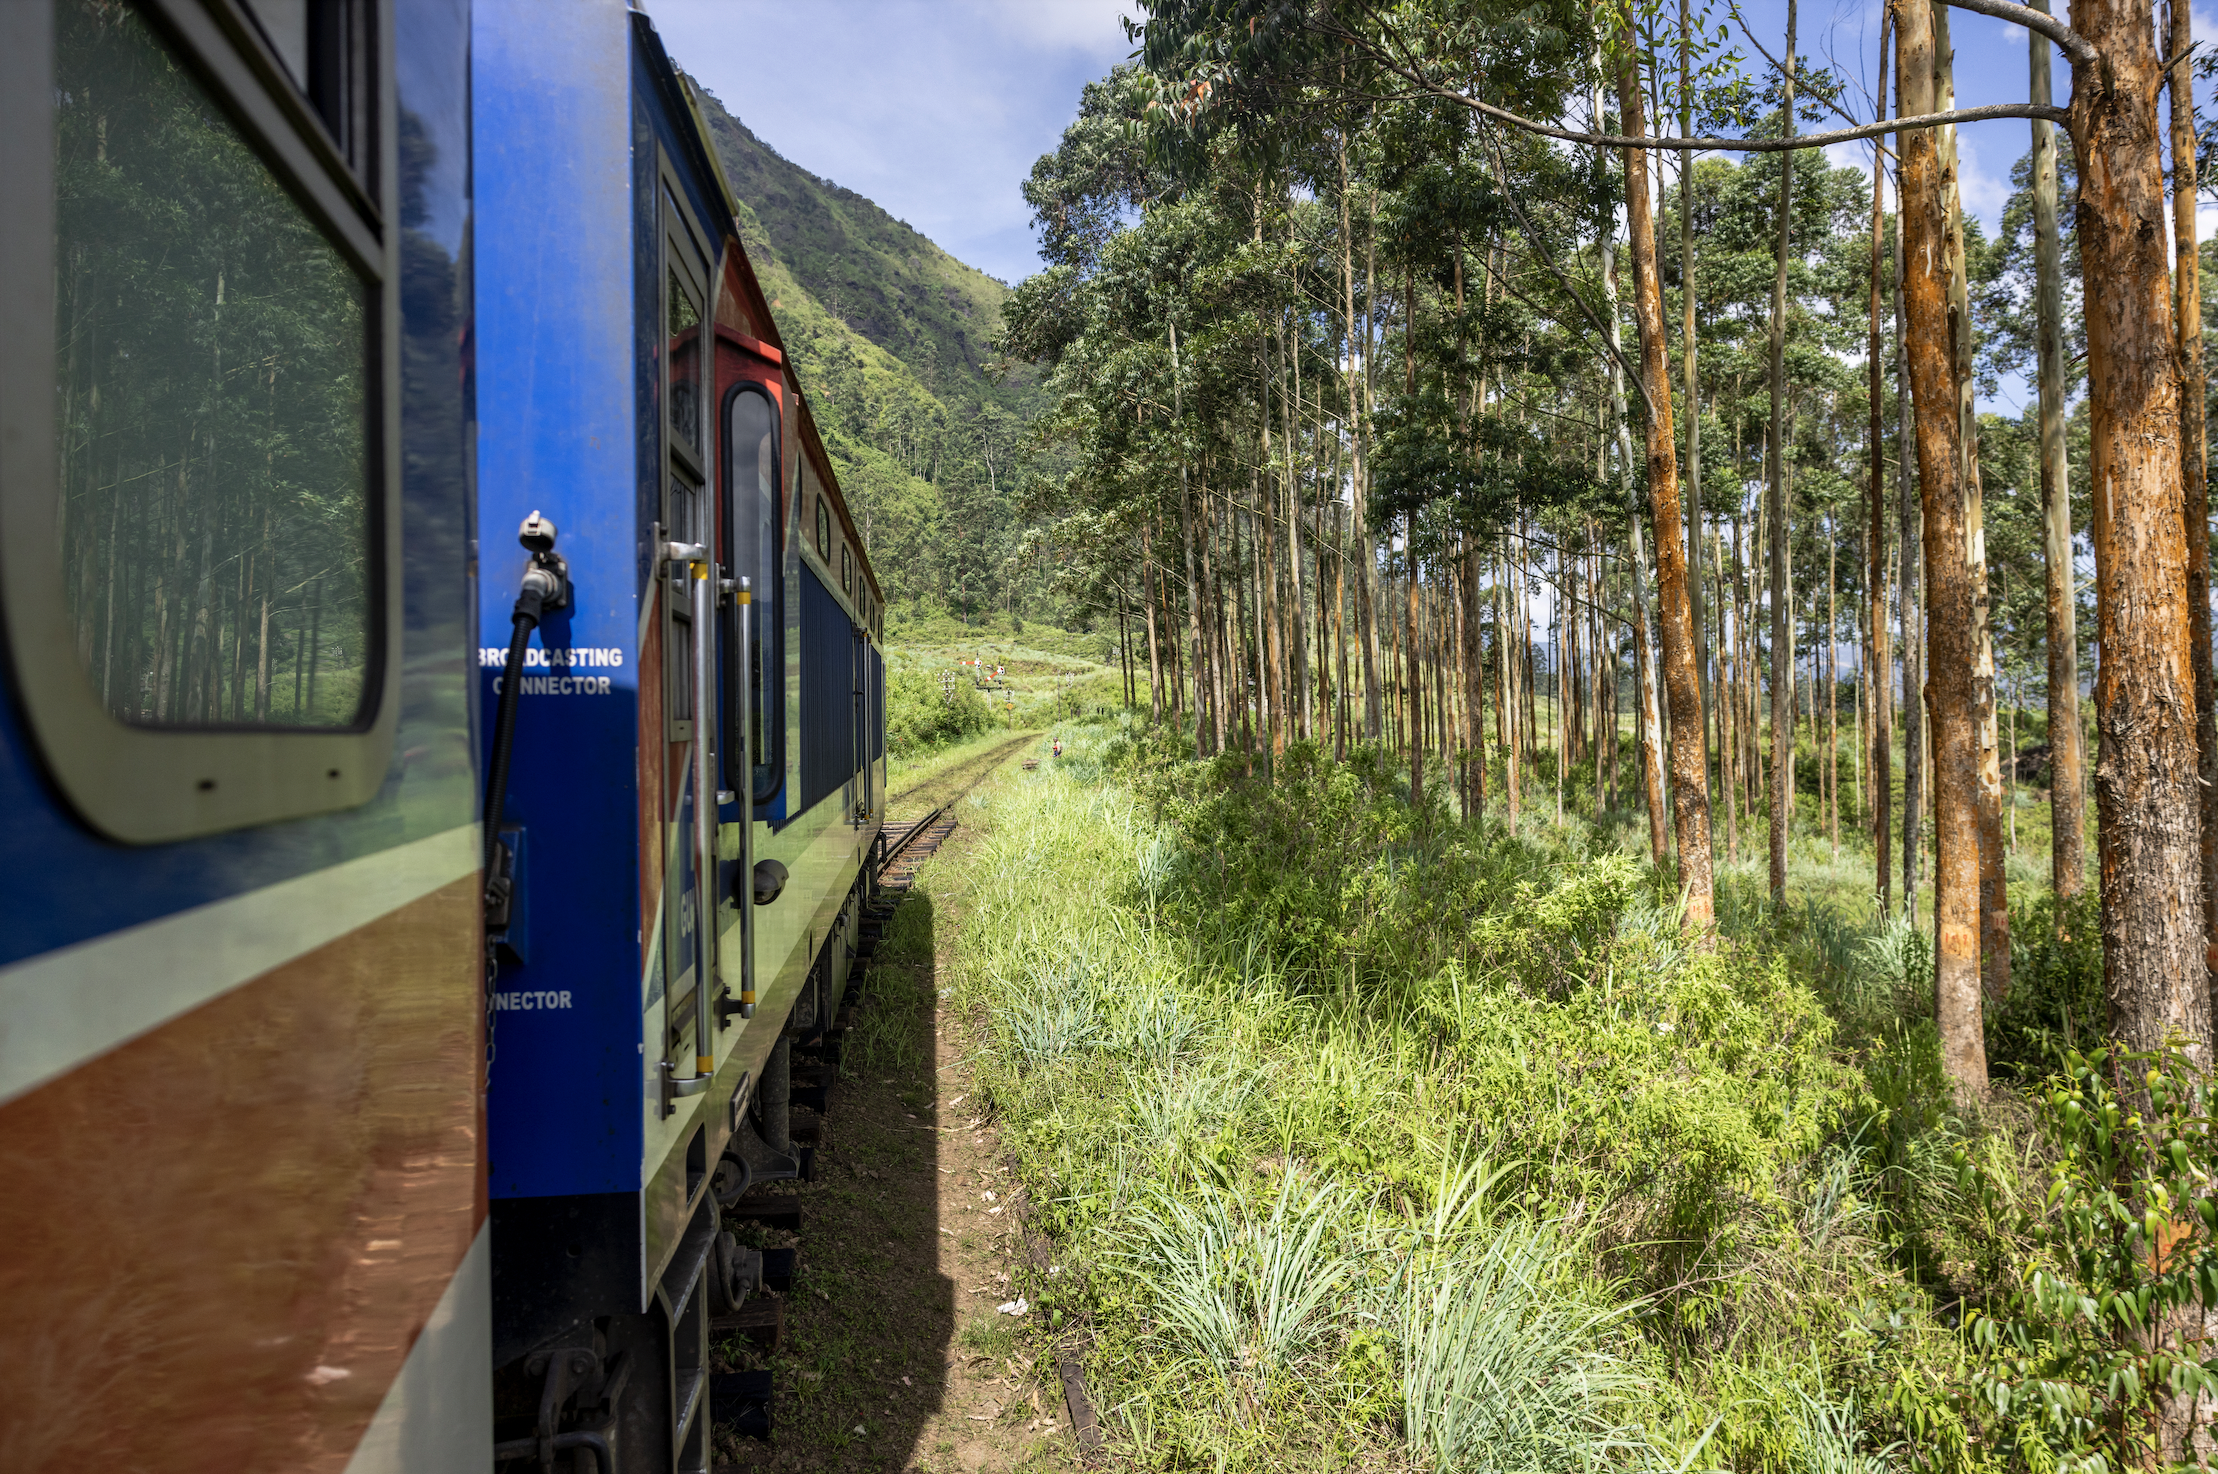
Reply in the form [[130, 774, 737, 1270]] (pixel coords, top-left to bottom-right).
[[1397, 1163, 1645, 1472], [1118, 1169, 1365, 1420]]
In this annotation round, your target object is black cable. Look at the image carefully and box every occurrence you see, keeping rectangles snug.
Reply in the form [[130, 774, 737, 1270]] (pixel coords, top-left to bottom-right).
[[482, 597, 541, 881]]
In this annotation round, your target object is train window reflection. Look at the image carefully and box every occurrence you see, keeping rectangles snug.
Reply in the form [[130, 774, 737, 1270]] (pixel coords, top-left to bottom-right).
[[54, 0, 373, 729], [724, 385, 781, 804]]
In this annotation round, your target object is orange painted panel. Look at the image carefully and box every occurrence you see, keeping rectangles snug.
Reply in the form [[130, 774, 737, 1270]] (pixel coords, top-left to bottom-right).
[[0, 875, 483, 1473]]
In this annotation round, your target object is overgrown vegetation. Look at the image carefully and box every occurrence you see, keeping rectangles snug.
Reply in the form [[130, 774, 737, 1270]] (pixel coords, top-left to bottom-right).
[[930, 720, 2218, 1471]]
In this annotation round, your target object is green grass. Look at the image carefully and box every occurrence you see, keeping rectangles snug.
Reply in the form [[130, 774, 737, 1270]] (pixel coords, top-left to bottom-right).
[[883, 614, 1126, 762], [922, 718, 1966, 1470]]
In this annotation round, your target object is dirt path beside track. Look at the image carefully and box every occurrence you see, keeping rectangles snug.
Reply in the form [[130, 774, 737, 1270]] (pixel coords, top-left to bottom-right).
[[716, 746, 1083, 1474]]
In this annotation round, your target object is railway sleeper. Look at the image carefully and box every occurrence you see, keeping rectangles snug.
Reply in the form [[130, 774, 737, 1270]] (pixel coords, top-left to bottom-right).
[[725, 1195, 802, 1233], [710, 1294, 784, 1353], [710, 1370, 774, 1443]]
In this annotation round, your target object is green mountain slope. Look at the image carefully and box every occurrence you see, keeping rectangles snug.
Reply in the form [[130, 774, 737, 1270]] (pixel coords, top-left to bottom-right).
[[684, 82, 1046, 618], [693, 90, 1021, 406]]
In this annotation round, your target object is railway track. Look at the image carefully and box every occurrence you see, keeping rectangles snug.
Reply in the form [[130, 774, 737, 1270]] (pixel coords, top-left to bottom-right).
[[874, 806, 959, 891], [884, 732, 1037, 819], [872, 733, 1037, 892]]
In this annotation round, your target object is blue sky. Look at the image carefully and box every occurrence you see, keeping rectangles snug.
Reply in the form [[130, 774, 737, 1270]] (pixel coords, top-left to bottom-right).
[[642, 0, 1139, 287]]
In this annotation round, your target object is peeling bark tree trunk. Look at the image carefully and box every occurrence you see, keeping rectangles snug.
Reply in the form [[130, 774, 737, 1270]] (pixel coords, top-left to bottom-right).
[[1928, 8, 2012, 1002], [1680, 0, 1710, 808], [2030, 0, 2084, 904], [1897, 0, 1988, 1100], [1594, 68, 1669, 858], [1897, 198, 1927, 928], [2167, 0, 2217, 971], [1618, 41, 1714, 926], [2070, 0, 2211, 1064]]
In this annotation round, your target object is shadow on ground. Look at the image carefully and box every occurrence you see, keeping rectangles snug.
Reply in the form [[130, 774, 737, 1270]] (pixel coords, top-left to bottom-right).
[[713, 890, 959, 1472]]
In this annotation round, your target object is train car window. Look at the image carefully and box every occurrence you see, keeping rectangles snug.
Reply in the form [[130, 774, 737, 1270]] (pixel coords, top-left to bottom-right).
[[795, 563, 852, 815], [236, 0, 368, 173], [666, 476, 697, 726], [0, 0, 399, 843], [840, 545, 852, 596], [59, 6, 372, 733], [666, 267, 702, 463], [659, 170, 708, 744], [239, 0, 307, 81], [815, 496, 830, 563], [720, 382, 782, 807]]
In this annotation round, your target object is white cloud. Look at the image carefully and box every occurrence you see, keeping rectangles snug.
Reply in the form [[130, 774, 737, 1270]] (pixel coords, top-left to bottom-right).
[[1954, 128, 2012, 232], [990, 0, 1138, 50]]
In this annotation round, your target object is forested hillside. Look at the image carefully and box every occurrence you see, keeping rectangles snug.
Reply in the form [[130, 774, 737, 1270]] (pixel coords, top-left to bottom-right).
[[688, 86, 1061, 621]]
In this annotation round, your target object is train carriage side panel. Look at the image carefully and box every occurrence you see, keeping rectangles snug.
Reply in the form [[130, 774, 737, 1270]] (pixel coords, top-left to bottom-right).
[[0, 0, 486, 1468], [472, 0, 659, 1365]]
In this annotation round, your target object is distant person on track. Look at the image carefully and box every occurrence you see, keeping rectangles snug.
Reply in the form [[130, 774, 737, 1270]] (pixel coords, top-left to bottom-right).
[[1052, 741, 1063, 759]]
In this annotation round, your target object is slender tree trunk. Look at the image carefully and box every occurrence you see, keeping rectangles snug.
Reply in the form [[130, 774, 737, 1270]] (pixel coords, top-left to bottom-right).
[[1898, 186, 1926, 926], [1360, 194, 1384, 740], [1898, 0, 1987, 1099], [1284, 313, 1312, 744], [1720, 528, 1740, 858], [1768, 0, 1798, 904], [1144, 524, 1164, 723], [1680, 0, 1711, 808], [1463, 540, 1486, 815], [2029, 1, 2084, 904], [1828, 514, 1840, 853], [1407, 531, 1425, 805], [1337, 505, 1351, 760], [1618, 42, 1714, 924], [2071, 0, 2212, 1064], [1171, 322, 1206, 753], [1499, 550, 1522, 833], [1927, 8, 2013, 1001], [1604, 244, 1667, 855], [2167, 0, 2217, 969], [1870, 39, 1895, 913]]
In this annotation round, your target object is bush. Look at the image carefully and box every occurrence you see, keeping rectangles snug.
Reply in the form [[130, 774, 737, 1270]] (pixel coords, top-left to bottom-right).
[[1987, 888, 2104, 1079], [884, 667, 994, 757], [1968, 1043, 2218, 1468]]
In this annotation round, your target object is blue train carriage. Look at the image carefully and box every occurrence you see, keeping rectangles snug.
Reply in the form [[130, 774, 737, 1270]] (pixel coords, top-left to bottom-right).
[[474, 2, 887, 1465], [0, 0, 487, 1470]]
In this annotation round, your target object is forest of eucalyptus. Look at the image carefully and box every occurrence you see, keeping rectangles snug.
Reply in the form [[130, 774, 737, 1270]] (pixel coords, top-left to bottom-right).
[[961, 2, 2218, 1460], [1006, 0, 2218, 1095]]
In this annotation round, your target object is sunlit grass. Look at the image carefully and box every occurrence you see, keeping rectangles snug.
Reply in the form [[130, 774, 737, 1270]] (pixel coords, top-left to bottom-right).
[[919, 716, 1947, 1469]]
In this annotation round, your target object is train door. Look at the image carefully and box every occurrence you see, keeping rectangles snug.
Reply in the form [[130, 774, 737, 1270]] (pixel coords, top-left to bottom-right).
[[659, 172, 717, 1087], [718, 345, 784, 1017]]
